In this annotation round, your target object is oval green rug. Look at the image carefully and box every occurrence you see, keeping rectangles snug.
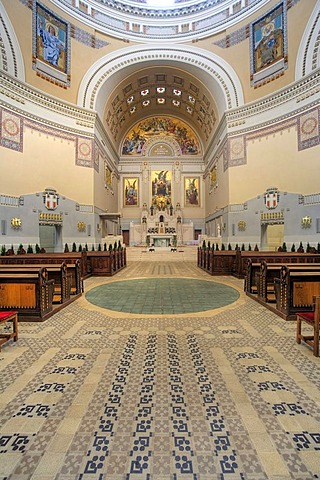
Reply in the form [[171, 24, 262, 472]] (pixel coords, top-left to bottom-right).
[[85, 278, 239, 314]]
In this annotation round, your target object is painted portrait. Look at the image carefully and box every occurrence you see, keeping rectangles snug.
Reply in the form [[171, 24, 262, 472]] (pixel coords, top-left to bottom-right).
[[250, 2, 287, 86], [151, 170, 172, 209], [105, 166, 112, 188], [124, 178, 139, 206], [185, 177, 200, 207], [33, 1, 70, 86]]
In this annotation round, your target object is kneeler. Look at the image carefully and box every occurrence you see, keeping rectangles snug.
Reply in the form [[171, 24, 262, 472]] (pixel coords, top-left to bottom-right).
[[296, 296, 320, 357]]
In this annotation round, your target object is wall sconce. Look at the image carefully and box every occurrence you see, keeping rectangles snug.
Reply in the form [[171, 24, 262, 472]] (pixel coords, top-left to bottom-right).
[[77, 221, 86, 232], [301, 216, 312, 228], [11, 217, 22, 229], [177, 216, 182, 223], [142, 216, 147, 224], [238, 220, 246, 231]]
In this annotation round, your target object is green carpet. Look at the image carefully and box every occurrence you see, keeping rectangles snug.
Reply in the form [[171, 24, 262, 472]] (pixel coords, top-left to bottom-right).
[[85, 277, 239, 314]]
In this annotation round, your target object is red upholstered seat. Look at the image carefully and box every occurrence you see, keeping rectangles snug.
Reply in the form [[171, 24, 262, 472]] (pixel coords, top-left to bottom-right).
[[0, 311, 18, 320], [296, 296, 320, 357], [296, 312, 315, 323]]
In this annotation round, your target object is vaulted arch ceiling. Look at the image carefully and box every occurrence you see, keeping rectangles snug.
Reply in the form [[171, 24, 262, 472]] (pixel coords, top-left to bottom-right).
[[78, 44, 244, 153]]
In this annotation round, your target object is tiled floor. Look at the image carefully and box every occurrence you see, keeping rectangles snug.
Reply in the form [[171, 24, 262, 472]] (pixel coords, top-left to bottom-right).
[[0, 252, 319, 480]]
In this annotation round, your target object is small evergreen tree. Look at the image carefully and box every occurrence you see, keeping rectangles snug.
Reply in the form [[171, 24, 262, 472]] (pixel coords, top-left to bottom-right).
[[114, 241, 117, 251], [27, 244, 33, 253], [17, 243, 25, 254], [317, 242, 320, 254], [228, 243, 232, 250], [241, 243, 245, 251], [78, 244, 82, 252], [35, 243, 41, 253], [235, 243, 239, 251], [108, 243, 113, 251], [118, 240, 122, 250], [1, 245, 6, 256], [215, 243, 219, 251], [72, 242, 77, 252], [202, 240, 206, 249], [306, 242, 311, 253], [91, 244, 95, 251], [221, 243, 225, 250], [98, 243, 102, 251], [282, 242, 287, 252], [64, 243, 69, 253], [291, 243, 296, 252], [104, 243, 107, 251], [248, 244, 252, 251], [254, 244, 259, 251], [207, 241, 211, 250], [85, 243, 88, 251], [297, 241, 304, 253]]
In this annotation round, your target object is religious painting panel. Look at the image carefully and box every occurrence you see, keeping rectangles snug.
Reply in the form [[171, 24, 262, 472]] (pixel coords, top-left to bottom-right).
[[151, 170, 172, 210], [185, 177, 200, 207], [105, 165, 112, 188], [124, 177, 139, 206], [210, 167, 217, 189], [121, 117, 200, 156], [250, 1, 287, 87], [33, 1, 70, 87]]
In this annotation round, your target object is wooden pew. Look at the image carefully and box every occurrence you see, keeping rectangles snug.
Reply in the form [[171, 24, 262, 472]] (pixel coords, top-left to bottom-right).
[[0, 263, 76, 304], [236, 251, 320, 279], [258, 262, 320, 303], [0, 259, 82, 297], [275, 265, 320, 320], [0, 267, 54, 321]]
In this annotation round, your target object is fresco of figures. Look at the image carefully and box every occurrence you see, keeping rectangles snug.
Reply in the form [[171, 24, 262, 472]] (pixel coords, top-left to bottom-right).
[[121, 117, 200, 156]]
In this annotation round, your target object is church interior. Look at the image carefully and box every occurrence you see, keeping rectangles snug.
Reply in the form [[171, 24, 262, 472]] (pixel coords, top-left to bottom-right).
[[0, 0, 320, 478]]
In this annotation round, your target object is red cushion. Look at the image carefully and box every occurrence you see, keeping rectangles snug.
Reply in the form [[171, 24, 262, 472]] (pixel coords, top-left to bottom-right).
[[0, 311, 18, 320], [297, 311, 315, 322]]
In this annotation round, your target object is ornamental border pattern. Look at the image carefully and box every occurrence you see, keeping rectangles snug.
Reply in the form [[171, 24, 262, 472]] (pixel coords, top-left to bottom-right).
[[0, 105, 96, 169]]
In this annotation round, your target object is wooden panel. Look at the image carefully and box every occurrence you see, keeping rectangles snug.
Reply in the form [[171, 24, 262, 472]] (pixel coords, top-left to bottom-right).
[[0, 283, 36, 308], [293, 282, 320, 307]]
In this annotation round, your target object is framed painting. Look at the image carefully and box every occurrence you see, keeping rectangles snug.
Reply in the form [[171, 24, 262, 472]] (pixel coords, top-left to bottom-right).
[[33, 1, 70, 87], [250, 1, 287, 87], [185, 177, 200, 207], [124, 178, 139, 206], [105, 165, 112, 189]]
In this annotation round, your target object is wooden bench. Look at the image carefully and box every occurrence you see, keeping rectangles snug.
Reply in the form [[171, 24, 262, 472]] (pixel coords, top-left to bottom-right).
[[0, 267, 54, 321], [274, 266, 320, 320], [258, 262, 320, 304], [0, 263, 76, 304], [296, 295, 320, 356], [0, 311, 18, 351]]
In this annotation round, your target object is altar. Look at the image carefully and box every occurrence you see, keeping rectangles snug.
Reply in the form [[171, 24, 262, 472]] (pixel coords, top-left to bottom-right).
[[151, 235, 172, 247], [129, 202, 194, 246]]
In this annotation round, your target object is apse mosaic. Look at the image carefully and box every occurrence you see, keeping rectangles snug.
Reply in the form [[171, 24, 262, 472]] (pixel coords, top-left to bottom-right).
[[121, 117, 200, 156]]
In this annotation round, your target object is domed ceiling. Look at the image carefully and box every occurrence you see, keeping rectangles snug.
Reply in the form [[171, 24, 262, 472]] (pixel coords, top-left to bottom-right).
[[51, 0, 268, 154], [51, 0, 270, 41]]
